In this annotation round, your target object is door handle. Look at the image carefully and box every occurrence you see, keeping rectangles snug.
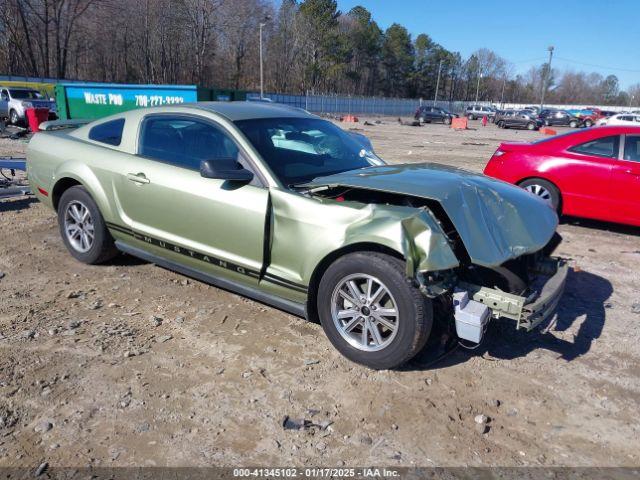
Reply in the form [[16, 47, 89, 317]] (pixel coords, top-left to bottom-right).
[[127, 173, 150, 184], [624, 168, 640, 176]]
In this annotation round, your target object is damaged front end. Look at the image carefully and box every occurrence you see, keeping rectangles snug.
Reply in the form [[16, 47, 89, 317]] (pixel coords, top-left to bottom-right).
[[304, 172, 567, 344]]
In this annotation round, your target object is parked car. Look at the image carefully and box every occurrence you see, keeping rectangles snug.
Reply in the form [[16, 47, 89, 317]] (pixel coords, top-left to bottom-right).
[[596, 113, 640, 126], [599, 110, 617, 118], [0, 87, 58, 125], [414, 105, 458, 125], [465, 105, 496, 120], [495, 110, 542, 130], [539, 109, 582, 128], [565, 107, 603, 127], [523, 106, 541, 115], [484, 126, 640, 227], [27, 103, 567, 369]]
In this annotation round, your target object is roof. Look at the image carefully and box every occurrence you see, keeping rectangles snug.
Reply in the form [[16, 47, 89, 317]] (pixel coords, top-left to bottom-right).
[[184, 101, 315, 121]]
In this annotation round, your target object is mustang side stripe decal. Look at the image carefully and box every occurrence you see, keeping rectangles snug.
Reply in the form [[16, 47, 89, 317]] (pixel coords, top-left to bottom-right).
[[105, 222, 308, 293]]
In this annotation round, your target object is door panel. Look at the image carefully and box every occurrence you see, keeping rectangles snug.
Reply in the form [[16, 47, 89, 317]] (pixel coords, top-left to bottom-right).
[[610, 135, 640, 225], [559, 136, 619, 218], [113, 113, 269, 285], [115, 156, 268, 284]]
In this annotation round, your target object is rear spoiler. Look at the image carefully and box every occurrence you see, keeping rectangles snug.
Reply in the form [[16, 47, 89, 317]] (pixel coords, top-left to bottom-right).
[[39, 119, 90, 131]]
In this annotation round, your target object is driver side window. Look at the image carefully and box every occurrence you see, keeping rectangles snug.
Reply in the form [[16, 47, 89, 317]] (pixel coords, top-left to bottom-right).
[[139, 116, 239, 171]]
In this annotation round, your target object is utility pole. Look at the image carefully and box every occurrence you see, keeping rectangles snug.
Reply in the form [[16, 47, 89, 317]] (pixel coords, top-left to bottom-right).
[[540, 46, 554, 110], [433, 59, 443, 106], [475, 72, 482, 104], [500, 77, 506, 108], [259, 17, 271, 99]]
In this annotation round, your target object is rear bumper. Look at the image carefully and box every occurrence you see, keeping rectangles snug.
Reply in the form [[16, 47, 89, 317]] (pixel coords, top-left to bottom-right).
[[458, 257, 568, 331]]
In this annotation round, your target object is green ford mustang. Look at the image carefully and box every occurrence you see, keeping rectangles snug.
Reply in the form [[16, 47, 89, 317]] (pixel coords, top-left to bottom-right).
[[27, 103, 567, 369]]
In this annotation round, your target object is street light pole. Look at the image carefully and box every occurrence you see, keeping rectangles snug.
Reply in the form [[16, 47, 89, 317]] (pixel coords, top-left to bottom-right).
[[500, 77, 506, 108], [475, 72, 482, 104], [433, 59, 443, 106], [540, 46, 554, 110]]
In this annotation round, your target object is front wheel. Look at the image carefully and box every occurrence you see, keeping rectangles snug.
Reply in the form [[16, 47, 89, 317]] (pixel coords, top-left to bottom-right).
[[317, 252, 432, 370], [444, 116, 452, 125], [527, 122, 536, 130], [467, 114, 474, 120], [519, 178, 561, 212], [569, 120, 578, 128], [584, 119, 593, 127], [9, 109, 20, 125], [57, 186, 119, 264]]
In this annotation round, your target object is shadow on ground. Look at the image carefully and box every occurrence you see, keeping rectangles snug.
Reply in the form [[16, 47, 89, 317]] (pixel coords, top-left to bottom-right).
[[0, 196, 37, 213], [409, 268, 612, 370]]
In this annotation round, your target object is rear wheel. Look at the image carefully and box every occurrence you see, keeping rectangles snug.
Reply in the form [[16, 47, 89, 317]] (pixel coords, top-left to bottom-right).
[[519, 178, 561, 212], [444, 116, 452, 125], [526, 122, 536, 130], [467, 114, 474, 120], [569, 120, 578, 128], [57, 186, 119, 264], [317, 252, 432, 370], [584, 119, 593, 127], [497, 121, 504, 128]]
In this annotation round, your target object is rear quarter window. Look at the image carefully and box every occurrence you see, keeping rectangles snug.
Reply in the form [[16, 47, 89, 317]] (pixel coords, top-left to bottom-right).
[[88, 118, 125, 146]]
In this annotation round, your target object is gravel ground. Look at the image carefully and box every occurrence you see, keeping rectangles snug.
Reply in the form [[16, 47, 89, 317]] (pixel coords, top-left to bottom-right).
[[0, 119, 639, 469]]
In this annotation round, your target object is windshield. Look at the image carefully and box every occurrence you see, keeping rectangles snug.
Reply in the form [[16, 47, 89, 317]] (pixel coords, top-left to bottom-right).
[[234, 117, 382, 186], [9, 89, 43, 100]]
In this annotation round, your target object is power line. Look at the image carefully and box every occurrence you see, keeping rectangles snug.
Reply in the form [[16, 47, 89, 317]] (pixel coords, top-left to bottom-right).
[[555, 56, 640, 73]]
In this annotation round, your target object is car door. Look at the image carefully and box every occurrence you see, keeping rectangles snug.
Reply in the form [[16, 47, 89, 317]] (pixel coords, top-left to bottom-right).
[[0, 89, 9, 118], [562, 134, 620, 219], [504, 111, 516, 127], [609, 134, 640, 225], [114, 114, 269, 285]]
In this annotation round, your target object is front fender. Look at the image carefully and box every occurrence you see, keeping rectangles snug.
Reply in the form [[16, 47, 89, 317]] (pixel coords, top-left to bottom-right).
[[268, 189, 459, 286]]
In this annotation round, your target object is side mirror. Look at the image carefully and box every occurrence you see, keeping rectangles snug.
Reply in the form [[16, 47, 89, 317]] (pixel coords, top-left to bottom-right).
[[200, 159, 253, 182]]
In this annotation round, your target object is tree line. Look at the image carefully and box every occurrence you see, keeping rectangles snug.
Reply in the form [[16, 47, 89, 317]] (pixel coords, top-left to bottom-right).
[[1, 0, 638, 106]]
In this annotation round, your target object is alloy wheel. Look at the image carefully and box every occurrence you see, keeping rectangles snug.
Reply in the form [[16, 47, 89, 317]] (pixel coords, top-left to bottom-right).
[[524, 184, 552, 205], [330, 274, 399, 352], [64, 200, 95, 253]]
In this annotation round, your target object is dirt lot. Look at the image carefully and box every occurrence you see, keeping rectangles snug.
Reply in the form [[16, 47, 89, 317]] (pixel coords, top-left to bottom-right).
[[1, 119, 639, 469]]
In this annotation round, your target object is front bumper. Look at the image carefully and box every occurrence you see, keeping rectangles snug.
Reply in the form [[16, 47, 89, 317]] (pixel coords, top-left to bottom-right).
[[459, 258, 568, 331]]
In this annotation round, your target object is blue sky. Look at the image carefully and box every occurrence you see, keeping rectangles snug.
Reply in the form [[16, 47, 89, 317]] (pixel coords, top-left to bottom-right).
[[336, 0, 640, 89]]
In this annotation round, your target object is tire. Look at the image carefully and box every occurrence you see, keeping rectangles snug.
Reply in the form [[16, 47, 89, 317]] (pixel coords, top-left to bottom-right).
[[497, 121, 504, 128], [467, 114, 474, 120], [526, 122, 536, 130], [519, 178, 561, 212], [444, 116, 452, 125], [317, 252, 432, 370], [569, 120, 578, 128], [57, 185, 119, 264], [9, 109, 20, 126], [544, 119, 550, 126], [584, 119, 593, 127]]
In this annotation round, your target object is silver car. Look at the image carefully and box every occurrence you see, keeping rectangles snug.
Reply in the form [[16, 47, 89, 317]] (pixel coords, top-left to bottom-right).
[[465, 104, 496, 120], [0, 87, 58, 125]]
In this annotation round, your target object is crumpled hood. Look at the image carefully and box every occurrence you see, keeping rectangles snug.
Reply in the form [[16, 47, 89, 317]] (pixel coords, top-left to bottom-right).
[[305, 163, 559, 267]]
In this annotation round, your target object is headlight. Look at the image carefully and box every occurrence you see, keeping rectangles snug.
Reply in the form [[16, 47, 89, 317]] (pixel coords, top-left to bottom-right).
[[22, 101, 33, 108]]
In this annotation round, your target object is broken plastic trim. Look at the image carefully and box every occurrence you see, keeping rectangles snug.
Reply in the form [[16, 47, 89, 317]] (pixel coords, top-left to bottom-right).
[[457, 258, 568, 331]]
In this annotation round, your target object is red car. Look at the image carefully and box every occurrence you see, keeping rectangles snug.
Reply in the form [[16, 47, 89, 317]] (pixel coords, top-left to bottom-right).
[[484, 126, 640, 227]]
